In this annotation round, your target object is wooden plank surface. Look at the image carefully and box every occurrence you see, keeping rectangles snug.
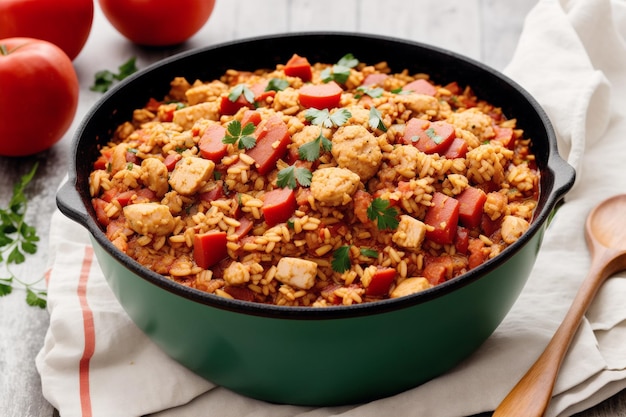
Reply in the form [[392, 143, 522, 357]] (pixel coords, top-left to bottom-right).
[[0, 0, 624, 416]]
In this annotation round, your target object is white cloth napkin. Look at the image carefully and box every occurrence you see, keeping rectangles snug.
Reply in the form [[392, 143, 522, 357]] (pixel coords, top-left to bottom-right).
[[36, 0, 626, 415]]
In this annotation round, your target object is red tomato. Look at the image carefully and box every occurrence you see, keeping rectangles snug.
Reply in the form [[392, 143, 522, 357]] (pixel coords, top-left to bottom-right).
[[0, 38, 79, 156], [99, 0, 216, 46], [0, 0, 93, 60]]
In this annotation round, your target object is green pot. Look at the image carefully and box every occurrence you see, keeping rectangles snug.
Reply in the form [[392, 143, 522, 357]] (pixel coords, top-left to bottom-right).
[[57, 33, 575, 406]]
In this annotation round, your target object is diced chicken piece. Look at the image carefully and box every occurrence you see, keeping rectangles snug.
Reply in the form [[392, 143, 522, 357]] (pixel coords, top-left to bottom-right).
[[223, 262, 251, 286], [172, 102, 220, 130], [123, 203, 175, 236], [185, 80, 229, 105], [390, 277, 432, 298], [392, 215, 427, 249], [140, 158, 169, 197], [168, 156, 215, 195], [500, 215, 530, 244], [310, 167, 361, 207], [331, 125, 382, 181], [110, 143, 130, 174], [447, 107, 495, 141], [168, 77, 192, 102], [394, 93, 439, 116], [275, 257, 318, 290]]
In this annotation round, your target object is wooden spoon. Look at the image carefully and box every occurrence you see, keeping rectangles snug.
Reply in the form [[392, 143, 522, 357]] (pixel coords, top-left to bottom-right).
[[493, 194, 626, 417]]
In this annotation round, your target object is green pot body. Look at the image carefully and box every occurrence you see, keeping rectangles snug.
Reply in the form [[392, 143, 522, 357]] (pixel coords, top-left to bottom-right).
[[91, 224, 543, 406]]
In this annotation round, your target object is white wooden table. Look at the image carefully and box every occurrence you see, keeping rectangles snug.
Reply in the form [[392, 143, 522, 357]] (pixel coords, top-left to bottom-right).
[[1, 1, 624, 416]]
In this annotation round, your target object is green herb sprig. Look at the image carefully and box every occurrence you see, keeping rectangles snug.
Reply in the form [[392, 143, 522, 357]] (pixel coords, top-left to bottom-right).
[[331, 245, 352, 273], [276, 165, 312, 189], [0, 163, 46, 308], [222, 120, 257, 150], [299, 108, 351, 161], [367, 198, 399, 231], [90, 56, 138, 93], [321, 53, 359, 84]]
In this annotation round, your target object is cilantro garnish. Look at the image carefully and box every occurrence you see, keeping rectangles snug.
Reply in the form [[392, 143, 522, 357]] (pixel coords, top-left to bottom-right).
[[331, 245, 352, 273], [90, 56, 138, 93], [425, 127, 443, 144], [321, 53, 359, 84], [367, 198, 399, 230], [360, 248, 378, 258], [228, 84, 255, 103], [356, 85, 384, 99], [222, 120, 257, 149], [0, 163, 46, 308], [266, 78, 289, 92], [368, 107, 387, 132], [276, 165, 312, 189], [299, 108, 351, 161]]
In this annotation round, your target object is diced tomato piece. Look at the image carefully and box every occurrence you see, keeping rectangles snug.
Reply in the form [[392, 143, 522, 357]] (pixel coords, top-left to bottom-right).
[[250, 80, 276, 103], [362, 73, 388, 86], [262, 187, 296, 227], [442, 81, 461, 95], [232, 216, 254, 241], [455, 226, 470, 254], [284, 54, 312, 82], [92, 198, 110, 226], [468, 238, 488, 269], [403, 118, 456, 155], [134, 188, 157, 203], [100, 187, 118, 203], [493, 125, 515, 149], [199, 124, 228, 162], [246, 116, 291, 175], [93, 149, 113, 170], [321, 283, 343, 305], [443, 138, 468, 159], [424, 192, 460, 245], [115, 190, 136, 207], [198, 182, 225, 202], [353, 190, 373, 224], [298, 81, 343, 109], [456, 186, 487, 229], [223, 286, 256, 302], [163, 153, 182, 171], [219, 94, 253, 116], [241, 110, 262, 127], [193, 231, 228, 269], [365, 267, 396, 296], [423, 256, 453, 285], [481, 213, 501, 237], [145, 97, 162, 112], [403, 79, 437, 96]]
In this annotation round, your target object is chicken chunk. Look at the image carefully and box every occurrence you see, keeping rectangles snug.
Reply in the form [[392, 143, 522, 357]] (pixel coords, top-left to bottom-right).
[[275, 257, 318, 290], [172, 102, 220, 130], [140, 158, 169, 197], [500, 215, 530, 244], [390, 277, 432, 298], [392, 215, 427, 249], [123, 203, 175, 236], [331, 125, 382, 181], [168, 156, 215, 195], [185, 80, 229, 105], [447, 108, 495, 141], [394, 93, 440, 116], [310, 167, 361, 207]]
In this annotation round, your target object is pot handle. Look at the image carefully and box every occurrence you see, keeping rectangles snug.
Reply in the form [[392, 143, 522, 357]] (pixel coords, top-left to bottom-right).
[[56, 177, 92, 229], [549, 152, 576, 202]]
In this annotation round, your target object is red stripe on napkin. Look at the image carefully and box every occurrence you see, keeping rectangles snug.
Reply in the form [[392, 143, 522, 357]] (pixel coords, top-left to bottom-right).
[[77, 246, 95, 417]]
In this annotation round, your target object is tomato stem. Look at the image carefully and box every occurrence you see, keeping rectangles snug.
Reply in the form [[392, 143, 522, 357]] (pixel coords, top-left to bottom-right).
[[0, 44, 8, 56]]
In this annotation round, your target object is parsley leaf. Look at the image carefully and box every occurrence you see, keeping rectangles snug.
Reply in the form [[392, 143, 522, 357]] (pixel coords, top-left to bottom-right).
[[331, 245, 352, 273], [360, 248, 378, 258], [266, 78, 289, 92], [90, 56, 138, 93], [356, 86, 384, 99], [0, 163, 46, 308], [321, 53, 359, 84], [276, 165, 312, 189], [222, 120, 257, 149], [367, 198, 399, 231], [305, 108, 351, 129], [368, 107, 387, 132], [228, 84, 255, 103], [425, 127, 443, 144], [298, 130, 333, 162]]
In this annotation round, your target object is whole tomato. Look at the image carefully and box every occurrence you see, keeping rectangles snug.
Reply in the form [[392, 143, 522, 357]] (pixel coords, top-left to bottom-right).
[[0, 38, 79, 157], [0, 0, 94, 61], [99, 0, 216, 46]]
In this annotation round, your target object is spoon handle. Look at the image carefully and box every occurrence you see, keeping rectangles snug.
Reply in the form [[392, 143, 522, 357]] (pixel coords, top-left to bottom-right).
[[493, 252, 614, 417]]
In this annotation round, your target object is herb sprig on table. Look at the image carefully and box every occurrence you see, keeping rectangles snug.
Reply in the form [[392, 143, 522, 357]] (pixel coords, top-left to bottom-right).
[[0, 163, 46, 308], [90, 56, 138, 93]]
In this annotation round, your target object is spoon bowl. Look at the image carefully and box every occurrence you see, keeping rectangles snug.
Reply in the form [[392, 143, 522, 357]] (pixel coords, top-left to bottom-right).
[[494, 194, 626, 416]]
